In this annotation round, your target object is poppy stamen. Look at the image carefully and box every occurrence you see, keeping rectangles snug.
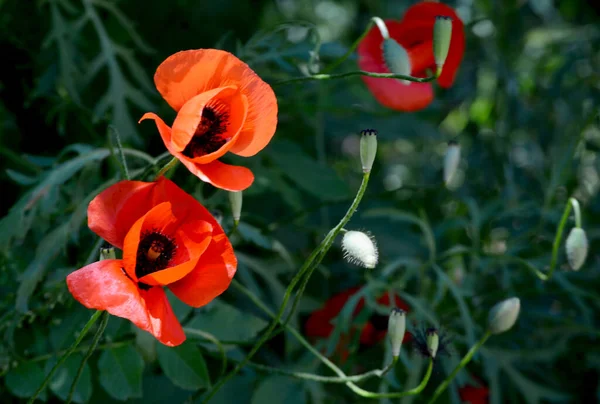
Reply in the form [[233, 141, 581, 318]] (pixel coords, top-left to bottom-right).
[[182, 102, 231, 158], [135, 229, 177, 281]]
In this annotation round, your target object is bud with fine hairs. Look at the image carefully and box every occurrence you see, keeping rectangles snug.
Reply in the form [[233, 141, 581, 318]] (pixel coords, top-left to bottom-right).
[[433, 16, 453, 77], [487, 297, 520, 334], [382, 39, 412, 84], [444, 140, 461, 187], [565, 227, 588, 271], [388, 308, 406, 360], [360, 129, 378, 173], [426, 328, 440, 359], [228, 191, 243, 225], [341, 230, 378, 269]]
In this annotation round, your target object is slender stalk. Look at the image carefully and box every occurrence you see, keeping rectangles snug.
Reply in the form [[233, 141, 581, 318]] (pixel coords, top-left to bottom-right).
[[248, 361, 393, 383], [570, 198, 582, 228], [427, 331, 492, 404], [202, 172, 372, 403], [66, 311, 109, 404], [547, 199, 574, 280], [107, 125, 129, 180], [27, 311, 103, 404], [155, 157, 179, 180], [275, 71, 436, 86]]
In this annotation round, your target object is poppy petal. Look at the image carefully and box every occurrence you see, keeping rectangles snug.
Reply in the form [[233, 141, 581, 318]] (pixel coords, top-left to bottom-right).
[[140, 287, 186, 346], [177, 157, 254, 192], [138, 220, 213, 286], [66, 259, 151, 335], [153, 49, 277, 157], [169, 233, 236, 307], [88, 181, 155, 249]]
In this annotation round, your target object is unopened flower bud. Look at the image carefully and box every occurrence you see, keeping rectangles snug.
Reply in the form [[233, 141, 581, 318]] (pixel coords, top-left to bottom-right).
[[433, 16, 453, 76], [444, 140, 461, 186], [341, 230, 378, 269], [99, 247, 116, 260], [360, 129, 378, 173], [566, 227, 588, 271], [382, 39, 412, 84], [388, 308, 406, 358], [426, 328, 439, 358], [228, 191, 243, 225], [488, 297, 520, 334]]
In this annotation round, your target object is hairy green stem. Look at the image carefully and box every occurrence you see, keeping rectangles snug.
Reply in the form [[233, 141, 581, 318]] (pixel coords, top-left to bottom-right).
[[427, 331, 492, 404], [248, 361, 393, 383], [570, 197, 582, 228], [27, 311, 103, 404], [155, 157, 179, 180], [547, 198, 577, 281], [66, 311, 109, 404], [275, 71, 436, 86]]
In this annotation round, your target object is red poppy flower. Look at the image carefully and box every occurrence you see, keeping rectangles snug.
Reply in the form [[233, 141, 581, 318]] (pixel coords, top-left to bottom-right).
[[459, 380, 490, 404], [66, 177, 236, 346], [305, 286, 412, 360], [140, 49, 278, 191], [357, 2, 465, 111]]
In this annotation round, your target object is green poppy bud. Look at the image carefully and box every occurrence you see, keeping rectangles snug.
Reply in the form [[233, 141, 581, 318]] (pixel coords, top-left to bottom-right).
[[566, 227, 588, 271], [228, 191, 243, 225], [382, 39, 411, 84], [360, 129, 378, 173], [100, 247, 116, 260], [388, 308, 406, 358], [488, 297, 520, 334], [433, 16, 453, 76], [426, 328, 440, 358]]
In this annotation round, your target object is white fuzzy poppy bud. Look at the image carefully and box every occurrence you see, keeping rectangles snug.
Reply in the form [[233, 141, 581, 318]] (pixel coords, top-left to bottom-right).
[[488, 297, 520, 334], [444, 140, 461, 186], [426, 328, 439, 359], [360, 129, 378, 173], [388, 308, 406, 358], [566, 227, 588, 271], [341, 230, 378, 269], [228, 191, 243, 225], [99, 247, 116, 260], [433, 16, 453, 76], [382, 39, 411, 84]]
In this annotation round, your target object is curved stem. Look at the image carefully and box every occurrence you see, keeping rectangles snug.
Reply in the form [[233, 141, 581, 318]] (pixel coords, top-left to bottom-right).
[[248, 361, 393, 383], [371, 16, 390, 40], [155, 157, 179, 180], [203, 172, 372, 403], [570, 197, 582, 228], [66, 311, 109, 404], [275, 71, 436, 86], [27, 311, 103, 404], [427, 330, 492, 404], [547, 199, 574, 281]]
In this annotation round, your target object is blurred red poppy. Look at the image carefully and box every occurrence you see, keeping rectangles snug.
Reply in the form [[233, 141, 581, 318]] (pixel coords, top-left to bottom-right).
[[459, 380, 490, 404], [66, 177, 236, 346], [357, 1, 465, 111], [305, 287, 412, 360], [140, 49, 278, 191]]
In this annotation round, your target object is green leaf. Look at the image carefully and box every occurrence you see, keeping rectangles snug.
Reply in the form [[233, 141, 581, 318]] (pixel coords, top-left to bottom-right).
[[48, 354, 92, 403], [237, 223, 273, 250], [5, 361, 47, 399], [200, 373, 255, 404], [251, 376, 306, 404], [157, 341, 210, 391], [186, 300, 268, 342], [268, 140, 350, 201], [98, 345, 144, 400]]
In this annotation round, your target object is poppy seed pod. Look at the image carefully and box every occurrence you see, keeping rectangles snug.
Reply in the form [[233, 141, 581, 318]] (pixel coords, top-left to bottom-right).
[[228, 191, 243, 225], [360, 129, 378, 173], [444, 140, 461, 186], [100, 247, 116, 260], [426, 328, 440, 358], [388, 308, 406, 358], [382, 39, 412, 84], [566, 227, 588, 271], [433, 16, 453, 76], [341, 230, 378, 269], [487, 297, 520, 334]]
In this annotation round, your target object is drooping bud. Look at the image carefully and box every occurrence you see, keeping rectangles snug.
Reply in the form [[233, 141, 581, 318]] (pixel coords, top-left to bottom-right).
[[433, 16, 453, 77], [382, 39, 412, 84], [444, 140, 461, 186], [99, 247, 116, 260], [565, 227, 588, 271], [228, 191, 243, 225], [388, 308, 406, 359], [360, 129, 378, 173], [341, 230, 378, 269], [487, 297, 520, 334], [426, 328, 439, 359]]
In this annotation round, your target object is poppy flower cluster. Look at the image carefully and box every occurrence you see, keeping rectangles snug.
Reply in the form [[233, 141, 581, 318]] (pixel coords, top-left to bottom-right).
[[304, 287, 411, 361], [358, 1, 465, 111], [66, 177, 236, 346]]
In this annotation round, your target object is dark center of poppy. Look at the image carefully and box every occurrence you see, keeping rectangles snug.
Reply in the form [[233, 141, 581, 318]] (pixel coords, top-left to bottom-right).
[[182, 105, 230, 158], [135, 229, 177, 287]]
